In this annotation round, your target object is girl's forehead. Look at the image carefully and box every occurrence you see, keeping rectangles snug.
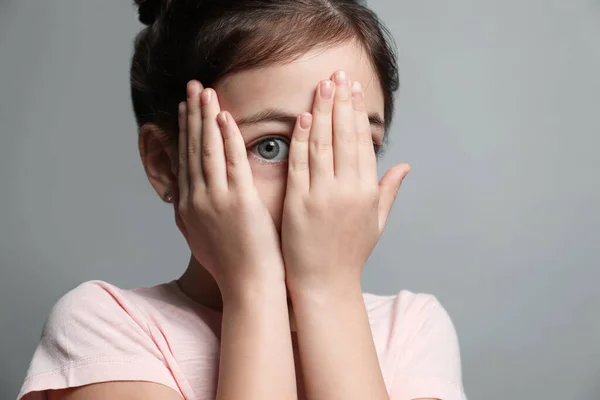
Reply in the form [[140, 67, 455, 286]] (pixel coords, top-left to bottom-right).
[[215, 42, 384, 118]]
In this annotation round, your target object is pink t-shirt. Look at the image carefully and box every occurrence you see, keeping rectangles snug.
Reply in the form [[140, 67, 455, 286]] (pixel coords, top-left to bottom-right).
[[18, 280, 467, 400]]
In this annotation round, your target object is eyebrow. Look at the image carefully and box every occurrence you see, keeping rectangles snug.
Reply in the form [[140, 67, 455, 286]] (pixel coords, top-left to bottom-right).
[[235, 108, 385, 132]]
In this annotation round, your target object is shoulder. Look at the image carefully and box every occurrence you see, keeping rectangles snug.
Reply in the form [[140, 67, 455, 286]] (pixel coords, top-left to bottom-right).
[[44, 280, 151, 334], [42, 280, 205, 349], [363, 291, 466, 400], [45, 279, 190, 326], [363, 290, 439, 314], [36, 280, 166, 366], [19, 281, 184, 400], [363, 290, 454, 337], [50, 280, 135, 310], [364, 290, 460, 362]]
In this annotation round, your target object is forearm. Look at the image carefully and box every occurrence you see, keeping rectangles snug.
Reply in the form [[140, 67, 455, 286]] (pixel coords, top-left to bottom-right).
[[290, 283, 389, 400], [217, 279, 297, 400]]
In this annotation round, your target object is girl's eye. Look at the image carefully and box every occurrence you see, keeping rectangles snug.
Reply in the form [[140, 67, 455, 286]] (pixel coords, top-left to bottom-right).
[[249, 137, 382, 163], [249, 136, 290, 163], [374, 141, 385, 158]]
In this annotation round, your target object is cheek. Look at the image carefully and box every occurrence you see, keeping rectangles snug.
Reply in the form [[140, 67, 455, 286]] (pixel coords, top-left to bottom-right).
[[251, 163, 288, 231]]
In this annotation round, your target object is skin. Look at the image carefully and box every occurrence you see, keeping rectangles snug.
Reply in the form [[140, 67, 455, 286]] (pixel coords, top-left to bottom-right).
[[48, 42, 437, 400]]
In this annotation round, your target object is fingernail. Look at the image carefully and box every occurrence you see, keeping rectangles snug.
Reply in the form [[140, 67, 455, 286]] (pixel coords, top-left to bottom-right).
[[334, 71, 348, 86], [351, 81, 362, 93], [299, 113, 313, 130], [217, 111, 228, 127], [320, 80, 334, 99], [188, 81, 200, 97], [201, 89, 212, 106]]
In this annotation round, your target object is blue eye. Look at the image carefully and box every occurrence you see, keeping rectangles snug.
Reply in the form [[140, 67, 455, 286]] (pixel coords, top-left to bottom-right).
[[249, 137, 382, 163], [251, 136, 290, 163]]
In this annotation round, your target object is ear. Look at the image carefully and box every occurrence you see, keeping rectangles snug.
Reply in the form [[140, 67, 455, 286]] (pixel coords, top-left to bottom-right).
[[138, 123, 177, 203]]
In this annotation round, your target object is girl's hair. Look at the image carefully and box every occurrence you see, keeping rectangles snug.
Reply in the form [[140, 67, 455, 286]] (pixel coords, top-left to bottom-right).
[[131, 0, 399, 144]]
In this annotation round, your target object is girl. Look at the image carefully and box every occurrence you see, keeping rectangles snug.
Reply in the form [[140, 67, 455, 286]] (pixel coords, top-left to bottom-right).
[[18, 1, 467, 399]]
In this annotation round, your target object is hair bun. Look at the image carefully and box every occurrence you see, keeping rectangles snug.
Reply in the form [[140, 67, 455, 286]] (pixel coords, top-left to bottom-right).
[[135, 0, 166, 25]]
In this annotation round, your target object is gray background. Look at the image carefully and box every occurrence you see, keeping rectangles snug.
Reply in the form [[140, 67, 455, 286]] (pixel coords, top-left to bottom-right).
[[1, 0, 598, 399]]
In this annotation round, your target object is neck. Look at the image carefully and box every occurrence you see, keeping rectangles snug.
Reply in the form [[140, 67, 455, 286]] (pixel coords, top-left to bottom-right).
[[177, 255, 224, 312], [176, 255, 297, 331]]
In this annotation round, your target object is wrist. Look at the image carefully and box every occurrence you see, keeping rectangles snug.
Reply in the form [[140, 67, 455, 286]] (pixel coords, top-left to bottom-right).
[[287, 275, 363, 306], [221, 275, 288, 309]]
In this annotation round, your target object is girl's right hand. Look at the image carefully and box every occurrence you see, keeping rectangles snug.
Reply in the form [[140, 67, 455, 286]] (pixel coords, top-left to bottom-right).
[[174, 81, 285, 297]]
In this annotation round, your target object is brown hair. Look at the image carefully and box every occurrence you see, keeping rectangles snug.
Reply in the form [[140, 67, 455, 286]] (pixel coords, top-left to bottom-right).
[[131, 0, 399, 145]]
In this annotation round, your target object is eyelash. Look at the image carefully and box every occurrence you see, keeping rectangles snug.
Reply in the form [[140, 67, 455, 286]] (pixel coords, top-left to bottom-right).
[[248, 137, 385, 165], [248, 136, 289, 165], [374, 142, 385, 158]]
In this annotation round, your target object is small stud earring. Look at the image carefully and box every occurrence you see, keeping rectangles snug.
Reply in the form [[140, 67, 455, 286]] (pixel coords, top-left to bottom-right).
[[164, 191, 173, 203]]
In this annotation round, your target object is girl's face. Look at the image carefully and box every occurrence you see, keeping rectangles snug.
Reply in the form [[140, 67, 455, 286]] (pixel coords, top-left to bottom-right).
[[214, 41, 386, 230]]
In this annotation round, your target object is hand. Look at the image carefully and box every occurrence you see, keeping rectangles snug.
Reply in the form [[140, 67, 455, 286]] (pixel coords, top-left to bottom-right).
[[281, 71, 411, 294], [175, 81, 286, 297]]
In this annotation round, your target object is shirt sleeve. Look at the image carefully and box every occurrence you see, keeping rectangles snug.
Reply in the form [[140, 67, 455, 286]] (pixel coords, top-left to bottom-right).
[[18, 281, 182, 400], [389, 294, 467, 400]]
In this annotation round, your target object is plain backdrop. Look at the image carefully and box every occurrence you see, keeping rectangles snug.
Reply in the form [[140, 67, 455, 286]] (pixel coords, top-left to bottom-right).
[[1, 0, 599, 399]]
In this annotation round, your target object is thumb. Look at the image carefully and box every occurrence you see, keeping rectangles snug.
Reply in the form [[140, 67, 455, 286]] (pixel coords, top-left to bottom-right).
[[378, 163, 411, 231]]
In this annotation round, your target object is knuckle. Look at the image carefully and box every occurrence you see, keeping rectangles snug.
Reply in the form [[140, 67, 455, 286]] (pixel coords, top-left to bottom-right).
[[225, 149, 243, 167], [305, 196, 324, 213], [188, 106, 199, 117], [342, 132, 357, 144], [290, 158, 310, 172], [178, 153, 187, 168], [190, 198, 204, 214], [292, 133, 310, 144], [226, 158, 239, 169], [359, 132, 372, 145], [311, 139, 332, 151], [234, 192, 254, 208], [202, 145, 215, 159], [178, 200, 188, 215], [187, 139, 198, 156], [208, 189, 227, 208], [336, 95, 352, 104], [352, 99, 366, 112], [189, 186, 206, 204], [226, 154, 242, 168], [313, 188, 332, 203], [179, 195, 195, 214], [210, 199, 226, 214], [315, 100, 333, 114], [189, 189, 202, 207]]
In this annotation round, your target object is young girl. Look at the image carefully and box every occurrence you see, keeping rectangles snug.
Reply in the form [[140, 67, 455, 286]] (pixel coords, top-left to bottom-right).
[[18, 1, 467, 399]]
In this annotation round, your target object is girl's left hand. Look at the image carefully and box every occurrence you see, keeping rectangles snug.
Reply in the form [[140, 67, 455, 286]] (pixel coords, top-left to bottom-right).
[[281, 70, 411, 294]]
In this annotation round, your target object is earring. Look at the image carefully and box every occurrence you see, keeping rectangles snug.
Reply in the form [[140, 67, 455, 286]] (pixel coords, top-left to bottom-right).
[[164, 191, 173, 203]]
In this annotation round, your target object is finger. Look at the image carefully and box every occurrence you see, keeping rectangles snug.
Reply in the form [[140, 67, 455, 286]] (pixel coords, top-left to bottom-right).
[[177, 101, 190, 199], [287, 113, 313, 193], [378, 164, 411, 231], [172, 188, 188, 238], [309, 80, 335, 188], [332, 71, 358, 179], [186, 80, 205, 190], [217, 111, 254, 190], [201, 88, 227, 189], [352, 81, 378, 185]]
